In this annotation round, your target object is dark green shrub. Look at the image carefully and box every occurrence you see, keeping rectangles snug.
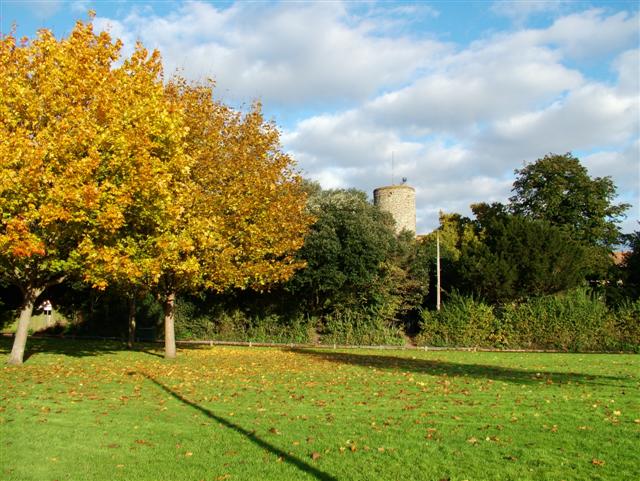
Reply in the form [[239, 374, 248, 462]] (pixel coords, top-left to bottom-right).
[[416, 292, 499, 347], [501, 288, 609, 351], [416, 289, 638, 352], [173, 297, 315, 343], [610, 299, 640, 352], [320, 307, 404, 346], [174, 297, 216, 340]]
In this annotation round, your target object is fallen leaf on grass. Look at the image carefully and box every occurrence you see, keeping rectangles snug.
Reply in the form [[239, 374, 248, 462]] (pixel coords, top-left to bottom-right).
[[185, 452, 193, 457], [466, 437, 478, 445], [311, 452, 321, 461], [591, 459, 605, 466]]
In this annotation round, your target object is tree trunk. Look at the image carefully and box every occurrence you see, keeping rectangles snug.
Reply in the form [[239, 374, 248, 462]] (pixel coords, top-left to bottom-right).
[[127, 296, 136, 349], [7, 286, 43, 365], [163, 292, 177, 359]]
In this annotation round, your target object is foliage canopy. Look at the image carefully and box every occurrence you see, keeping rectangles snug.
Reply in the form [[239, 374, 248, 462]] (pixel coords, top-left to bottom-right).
[[0, 19, 311, 363], [509, 153, 629, 248]]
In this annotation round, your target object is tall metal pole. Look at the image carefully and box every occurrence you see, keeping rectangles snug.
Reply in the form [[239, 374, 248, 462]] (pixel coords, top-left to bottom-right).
[[436, 232, 441, 311]]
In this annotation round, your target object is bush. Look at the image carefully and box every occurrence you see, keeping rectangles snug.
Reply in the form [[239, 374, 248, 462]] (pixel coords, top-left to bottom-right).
[[416, 289, 639, 352], [610, 299, 640, 352], [173, 297, 315, 343], [416, 292, 499, 347], [501, 289, 610, 351], [320, 307, 405, 346], [457, 212, 588, 303]]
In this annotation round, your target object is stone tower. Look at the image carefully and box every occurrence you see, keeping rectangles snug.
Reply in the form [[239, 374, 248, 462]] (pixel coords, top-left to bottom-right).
[[373, 184, 416, 234]]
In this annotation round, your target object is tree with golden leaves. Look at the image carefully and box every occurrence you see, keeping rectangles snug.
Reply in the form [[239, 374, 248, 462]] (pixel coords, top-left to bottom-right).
[[156, 80, 312, 358], [1, 17, 311, 364], [75, 80, 312, 359], [0, 19, 185, 364]]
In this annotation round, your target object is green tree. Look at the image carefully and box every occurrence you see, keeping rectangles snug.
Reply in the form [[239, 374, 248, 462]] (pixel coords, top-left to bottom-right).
[[418, 211, 479, 306], [288, 188, 397, 314], [509, 153, 630, 248], [458, 211, 588, 303], [621, 228, 640, 299], [385, 230, 431, 330], [286, 185, 430, 332]]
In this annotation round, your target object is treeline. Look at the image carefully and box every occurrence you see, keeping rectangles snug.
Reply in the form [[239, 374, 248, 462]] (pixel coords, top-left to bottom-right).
[[5, 154, 638, 352]]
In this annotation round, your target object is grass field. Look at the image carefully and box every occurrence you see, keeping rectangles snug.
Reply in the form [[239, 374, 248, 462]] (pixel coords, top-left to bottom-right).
[[0, 338, 638, 481], [1, 313, 64, 334]]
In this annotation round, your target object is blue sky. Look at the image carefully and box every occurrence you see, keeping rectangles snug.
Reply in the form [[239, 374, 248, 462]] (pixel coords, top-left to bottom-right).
[[2, 0, 639, 234]]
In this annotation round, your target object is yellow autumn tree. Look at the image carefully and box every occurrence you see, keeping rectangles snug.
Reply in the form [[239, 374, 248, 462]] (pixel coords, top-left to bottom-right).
[[2, 18, 311, 364], [155, 80, 312, 358], [0, 19, 186, 364], [71, 46, 189, 350], [73, 78, 312, 361]]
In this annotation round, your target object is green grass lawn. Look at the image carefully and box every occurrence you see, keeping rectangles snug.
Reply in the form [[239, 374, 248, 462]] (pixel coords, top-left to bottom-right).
[[0, 338, 638, 481], [1, 313, 68, 334]]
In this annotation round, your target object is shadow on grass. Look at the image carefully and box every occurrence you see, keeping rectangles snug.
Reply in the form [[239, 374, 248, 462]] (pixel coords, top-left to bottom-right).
[[139, 372, 338, 481], [0, 336, 165, 362], [2, 338, 631, 389], [289, 349, 631, 387]]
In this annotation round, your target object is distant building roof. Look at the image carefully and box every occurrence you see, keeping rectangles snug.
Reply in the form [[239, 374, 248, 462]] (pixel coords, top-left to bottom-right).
[[612, 251, 631, 266]]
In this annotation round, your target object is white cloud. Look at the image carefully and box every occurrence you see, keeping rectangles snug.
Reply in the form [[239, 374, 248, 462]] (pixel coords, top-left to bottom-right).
[[543, 9, 640, 59], [95, 1, 447, 107], [284, 9, 639, 232], [365, 44, 583, 133], [614, 48, 640, 95], [482, 82, 638, 160], [492, 0, 569, 24], [92, 1, 639, 234], [583, 141, 640, 193], [582, 142, 640, 235], [71, 0, 90, 14], [92, 16, 136, 59]]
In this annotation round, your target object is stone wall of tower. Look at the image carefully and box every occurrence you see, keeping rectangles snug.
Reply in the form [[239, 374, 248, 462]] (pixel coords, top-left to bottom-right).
[[373, 185, 416, 235]]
